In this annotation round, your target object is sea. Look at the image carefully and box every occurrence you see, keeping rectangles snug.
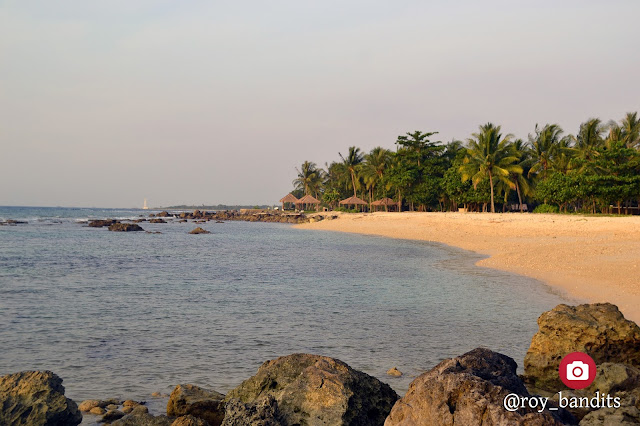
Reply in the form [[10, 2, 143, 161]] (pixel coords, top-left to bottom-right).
[[0, 206, 571, 409]]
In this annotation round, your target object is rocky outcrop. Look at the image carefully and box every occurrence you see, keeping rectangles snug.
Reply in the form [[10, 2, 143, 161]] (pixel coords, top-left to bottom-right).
[[221, 396, 282, 426], [150, 218, 168, 224], [0, 370, 82, 425], [112, 412, 173, 426], [189, 227, 210, 234], [225, 353, 398, 426], [167, 384, 225, 426], [109, 223, 145, 232], [89, 219, 118, 227], [172, 415, 211, 426], [384, 348, 574, 426], [524, 303, 640, 392]]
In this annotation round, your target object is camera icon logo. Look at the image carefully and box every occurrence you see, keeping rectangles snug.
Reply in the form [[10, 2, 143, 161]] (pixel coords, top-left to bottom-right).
[[559, 352, 596, 389], [566, 361, 589, 380]]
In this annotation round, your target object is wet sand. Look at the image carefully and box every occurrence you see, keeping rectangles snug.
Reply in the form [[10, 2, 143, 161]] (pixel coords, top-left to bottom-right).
[[296, 212, 640, 324]]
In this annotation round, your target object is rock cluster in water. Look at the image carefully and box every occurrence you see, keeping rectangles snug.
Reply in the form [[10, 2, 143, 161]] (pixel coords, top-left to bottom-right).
[[2, 302, 640, 425]]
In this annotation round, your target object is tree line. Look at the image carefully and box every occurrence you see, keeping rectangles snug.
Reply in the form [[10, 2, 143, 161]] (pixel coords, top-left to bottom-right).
[[291, 113, 640, 214]]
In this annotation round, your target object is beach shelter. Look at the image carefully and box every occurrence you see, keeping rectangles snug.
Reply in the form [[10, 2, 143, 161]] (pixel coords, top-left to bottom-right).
[[279, 193, 299, 211], [296, 194, 321, 211], [371, 197, 397, 212], [339, 195, 368, 212]]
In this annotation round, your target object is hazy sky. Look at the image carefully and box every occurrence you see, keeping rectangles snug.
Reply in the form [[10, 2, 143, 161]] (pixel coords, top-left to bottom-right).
[[1, 1, 639, 207]]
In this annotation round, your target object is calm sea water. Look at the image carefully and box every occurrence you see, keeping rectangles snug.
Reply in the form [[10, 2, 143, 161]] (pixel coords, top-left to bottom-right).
[[0, 206, 571, 404]]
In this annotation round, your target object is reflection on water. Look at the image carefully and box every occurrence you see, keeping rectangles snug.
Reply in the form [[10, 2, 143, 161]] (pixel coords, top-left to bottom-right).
[[0, 207, 571, 404]]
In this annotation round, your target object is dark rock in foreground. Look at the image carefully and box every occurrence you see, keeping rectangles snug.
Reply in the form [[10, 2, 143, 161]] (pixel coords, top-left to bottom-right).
[[167, 384, 224, 426], [384, 348, 574, 426], [112, 411, 172, 425], [524, 303, 640, 392], [0, 370, 82, 426], [109, 223, 145, 232], [225, 353, 398, 426]]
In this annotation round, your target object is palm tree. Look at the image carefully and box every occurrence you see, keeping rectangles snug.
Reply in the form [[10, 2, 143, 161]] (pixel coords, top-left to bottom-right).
[[528, 124, 565, 179], [293, 161, 323, 198], [459, 123, 522, 213], [575, 118, 605, 164], [339, 146, 364, 197], [608, 112, 640, 149], [362, 147, 392, 204]]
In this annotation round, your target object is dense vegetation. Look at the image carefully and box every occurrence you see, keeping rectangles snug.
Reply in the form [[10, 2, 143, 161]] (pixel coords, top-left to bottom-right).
[[290, 113, 640, 213]]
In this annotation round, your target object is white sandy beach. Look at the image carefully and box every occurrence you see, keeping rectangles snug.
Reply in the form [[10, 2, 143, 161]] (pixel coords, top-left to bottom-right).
[[296, 212, 640, 324]]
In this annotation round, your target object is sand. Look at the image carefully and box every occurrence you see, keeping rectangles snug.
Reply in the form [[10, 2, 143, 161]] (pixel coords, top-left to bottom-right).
[[296, 212, 640, 324]]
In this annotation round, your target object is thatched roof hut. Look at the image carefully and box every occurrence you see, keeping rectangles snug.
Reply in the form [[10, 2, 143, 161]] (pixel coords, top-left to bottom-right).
[[297, 194, 321, 211], [371, 197, 397, 212], [279, 193, 299, 210], [339, 196, 368, 205]]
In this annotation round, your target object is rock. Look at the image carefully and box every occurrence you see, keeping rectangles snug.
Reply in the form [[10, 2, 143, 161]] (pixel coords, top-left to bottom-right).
[[123, 406, 134, 414], [91, 406, 107, 415], [89, 219, 117, 227], [112, 412, 172, 426], [108, 223, 144, 232], [104, 398, 123, 406], [215, 221, 224, 224], [579, 405, 640, 425], [189, 227, 210, 234], [172, 415, 211, 426], [157, 211, 171, 217], [123, 400, 141, 408], [384, 348, 574, 426], [149, 218, 167, 223], [102, 409, 126, 422], [79, 399, 101, 411], [132, 405, 149, 414], [221, 396, 282, 426], [107, 403, 120, 410], [588, 363, 640, 395], [167, 384, 225, 426], [0, 370, 82, 426], [178, 219, 188, 223], [386, 367, 402, 377], [225, 353, 398, 426], [524, 303, 640, 392]]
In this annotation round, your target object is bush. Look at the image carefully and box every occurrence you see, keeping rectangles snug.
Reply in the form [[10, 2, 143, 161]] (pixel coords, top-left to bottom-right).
[[335, 207, 360, 213], [533, 204, 559, 214]]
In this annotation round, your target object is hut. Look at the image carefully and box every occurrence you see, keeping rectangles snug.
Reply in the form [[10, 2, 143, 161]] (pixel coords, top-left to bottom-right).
[[296, 194, 321, 211], [279, 193, 299, 211], [339, 195, 368, 212], [371, 197, 397, 212]]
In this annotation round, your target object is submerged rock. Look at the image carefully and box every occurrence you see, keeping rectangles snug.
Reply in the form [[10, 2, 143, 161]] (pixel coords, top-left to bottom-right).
[[524, 303, 640, 392], [108, 223, 145, 232], [79, 399, 101, 412], [386, 367, 402, 377], [167, 384, 225, 426], [225, 353, 398, 426], [89, 219, 117, 227], [189, 227, 210, 234], [0, 370, 82, 425], [112, 412, 172, 426], [384, 348, 574, 426]]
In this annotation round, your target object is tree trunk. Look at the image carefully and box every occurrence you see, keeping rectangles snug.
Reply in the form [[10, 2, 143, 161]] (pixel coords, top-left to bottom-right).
[[489, 172, 495, 213], [350, 171, 357, 197], [516, 181, 523, 212]]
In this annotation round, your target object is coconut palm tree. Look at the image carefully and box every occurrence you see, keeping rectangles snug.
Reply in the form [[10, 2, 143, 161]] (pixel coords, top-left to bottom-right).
[[293, 161, 323, 198], [339, 146, 364, 197], [460, 123, 522, 213], [608, 112, 640, 149], [528, 124, 565, 179], [362, 147, 392, 204]]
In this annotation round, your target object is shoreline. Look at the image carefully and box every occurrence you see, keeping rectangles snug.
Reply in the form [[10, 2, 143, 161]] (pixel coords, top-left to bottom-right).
[[296, 212, 640, 324]]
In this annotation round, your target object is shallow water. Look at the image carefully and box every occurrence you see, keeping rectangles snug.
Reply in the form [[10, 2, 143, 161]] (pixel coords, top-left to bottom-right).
[[0, 206, 571, 406]]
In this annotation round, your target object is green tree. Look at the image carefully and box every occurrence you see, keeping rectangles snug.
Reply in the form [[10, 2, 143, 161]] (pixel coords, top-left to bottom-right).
[[362, 147, 392, 204], [293, 161, 323, 198], [460, 123, 522, 213], [339, 146, 364, 197]]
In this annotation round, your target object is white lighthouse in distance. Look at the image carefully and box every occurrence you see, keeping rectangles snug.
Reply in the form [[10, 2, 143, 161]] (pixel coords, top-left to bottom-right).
[[143, 198, 149, 210]]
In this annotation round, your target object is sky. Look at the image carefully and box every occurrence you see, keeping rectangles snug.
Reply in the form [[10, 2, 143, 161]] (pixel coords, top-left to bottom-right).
[[1, 0, 639, 208]]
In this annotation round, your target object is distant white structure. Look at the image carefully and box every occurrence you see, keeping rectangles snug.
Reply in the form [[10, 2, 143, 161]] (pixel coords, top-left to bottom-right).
[[143, 198, 149, 210]]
